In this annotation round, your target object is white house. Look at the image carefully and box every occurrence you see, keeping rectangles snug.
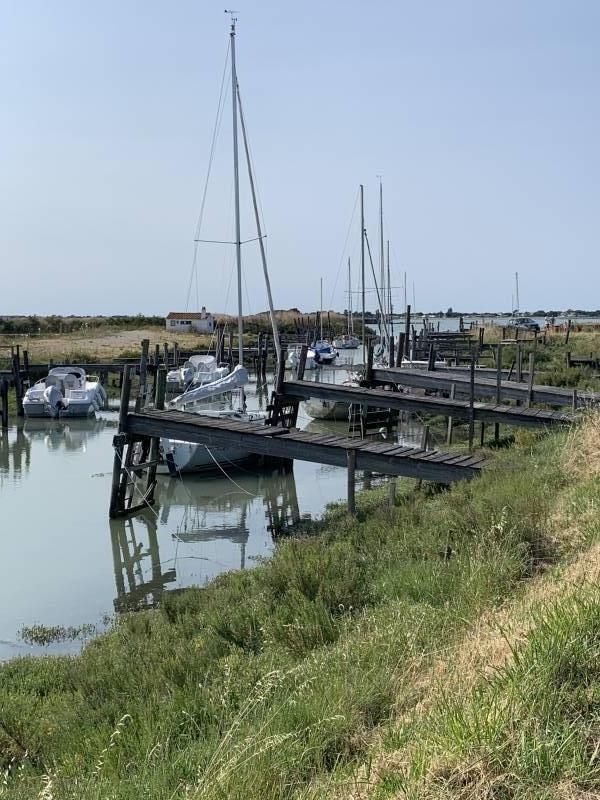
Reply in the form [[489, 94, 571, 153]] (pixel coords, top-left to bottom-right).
[[166, 308, 215, 333]]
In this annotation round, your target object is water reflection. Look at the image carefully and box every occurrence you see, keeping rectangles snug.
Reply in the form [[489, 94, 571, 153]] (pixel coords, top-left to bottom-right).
[[109, 462, 301, 612]]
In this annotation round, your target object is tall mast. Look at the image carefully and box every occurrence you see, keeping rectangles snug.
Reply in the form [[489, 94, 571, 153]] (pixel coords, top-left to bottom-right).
[[404, 270, 407, 315], [386, 240, 392, 327], [230, 16, 243, 366], [360, 184, 365, 362], [515, 271, 520, 312], [347, 257, 352, 335], [379, 178, 385, 343], [236, 83, 281, 362], [320, 277, 323, 340]]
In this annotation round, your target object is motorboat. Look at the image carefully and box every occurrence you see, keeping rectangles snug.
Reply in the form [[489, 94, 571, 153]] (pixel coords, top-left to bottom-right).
[[312, 341, 339, 364], [23, 367, 106, 418], [166, 354, 229, 393]]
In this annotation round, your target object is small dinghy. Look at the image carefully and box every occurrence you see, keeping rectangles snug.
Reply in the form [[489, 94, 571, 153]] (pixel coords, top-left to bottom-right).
[[23, 367, 106, 418], [286, 345, 318, 371]]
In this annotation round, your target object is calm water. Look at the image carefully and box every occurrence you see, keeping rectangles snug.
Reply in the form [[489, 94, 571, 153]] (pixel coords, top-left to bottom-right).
[[0, 356, 425, 661]]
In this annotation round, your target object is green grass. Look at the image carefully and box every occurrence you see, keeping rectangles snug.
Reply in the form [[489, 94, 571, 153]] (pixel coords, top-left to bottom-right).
[[1, 421, 592, 799]]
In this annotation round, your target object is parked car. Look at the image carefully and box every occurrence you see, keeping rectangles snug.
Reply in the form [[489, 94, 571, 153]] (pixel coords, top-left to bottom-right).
[[506, 317, 540, 332]]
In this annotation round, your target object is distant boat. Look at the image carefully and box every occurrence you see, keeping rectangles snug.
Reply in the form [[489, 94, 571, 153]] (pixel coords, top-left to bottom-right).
[[23, 367, 106, 418], [312, 341, 339, 364], [333, 258, 360, 350]]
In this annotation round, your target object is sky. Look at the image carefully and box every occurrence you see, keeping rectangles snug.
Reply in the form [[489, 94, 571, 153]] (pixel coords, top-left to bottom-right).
[[2, 0, 599, 316]]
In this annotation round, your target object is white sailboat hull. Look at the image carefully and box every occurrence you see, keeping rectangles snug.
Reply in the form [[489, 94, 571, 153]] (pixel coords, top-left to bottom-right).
[[303, 398, 349, 421]]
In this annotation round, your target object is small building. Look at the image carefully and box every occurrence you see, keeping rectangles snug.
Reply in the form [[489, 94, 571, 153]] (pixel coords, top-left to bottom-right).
[[166, 308, 215, 333]]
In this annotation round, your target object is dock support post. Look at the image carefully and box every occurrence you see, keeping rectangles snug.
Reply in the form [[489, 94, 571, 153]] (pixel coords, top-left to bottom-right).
[[154, 343, 160, 367], [347, 449, 356, 516], [163, 342, 169, 367], [494, 342, 502, 442], [526, 353, 535, 408], [397, 333, 405, 367], [296, 344, 308, 381], [389, 335, 395, 368], [145, 366, 166, 498], [109, 365, 133, 518], [516, 343, 522, 382], [404, 304, 411, 357], [12, 351, 24, 417], [446, 383, 455, 445], [388, 476, 396, 508], [173, 341, 179, 367], [0, 379, 8, 428], [468, 355, 475, 451], [137, 339, 149, 412], [366, 341, 374, 386]]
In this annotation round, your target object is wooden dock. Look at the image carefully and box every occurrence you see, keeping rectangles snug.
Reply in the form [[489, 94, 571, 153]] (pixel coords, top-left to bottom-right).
[[371, 367, 597, 408], [283, 380, 576, 429], [124, 408, 487, 483]]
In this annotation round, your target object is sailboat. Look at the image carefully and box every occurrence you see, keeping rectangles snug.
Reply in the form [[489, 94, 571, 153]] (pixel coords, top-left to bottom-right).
[[333, 258, 360, 349], [312, 277, 339, 364], [160, 17, 280, 474]]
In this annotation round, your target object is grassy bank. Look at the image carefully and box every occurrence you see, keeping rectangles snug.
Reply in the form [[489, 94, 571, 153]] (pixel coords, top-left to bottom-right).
[[1, 416, 598, 798]]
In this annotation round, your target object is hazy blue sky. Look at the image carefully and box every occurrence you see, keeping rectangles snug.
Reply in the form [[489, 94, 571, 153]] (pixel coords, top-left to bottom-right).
[[2, 1, 599, 315]]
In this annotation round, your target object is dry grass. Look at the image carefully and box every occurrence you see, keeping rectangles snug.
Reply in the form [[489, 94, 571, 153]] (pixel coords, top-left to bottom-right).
[[332, 413, 600, 800]]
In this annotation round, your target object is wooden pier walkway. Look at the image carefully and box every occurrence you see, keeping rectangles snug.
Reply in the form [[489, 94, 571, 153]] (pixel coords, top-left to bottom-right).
[[371, 367, 597, 407], [283, 380, 576, 429], [124, 408, 487, 484]]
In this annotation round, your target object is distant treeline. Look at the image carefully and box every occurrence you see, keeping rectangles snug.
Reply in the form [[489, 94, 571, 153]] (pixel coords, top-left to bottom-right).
[[0, 314, 165, 334]]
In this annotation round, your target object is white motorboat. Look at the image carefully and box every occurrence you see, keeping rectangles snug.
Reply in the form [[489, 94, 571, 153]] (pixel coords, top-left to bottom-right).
[[286, 345, 317, 371], [23, 367, 106, 418], [166, 354, 229, 393]]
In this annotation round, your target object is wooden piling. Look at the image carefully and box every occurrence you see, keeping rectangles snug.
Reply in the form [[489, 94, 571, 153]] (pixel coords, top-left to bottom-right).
[[516, 343, 523, 381], [404, 304, 411, 356], [526, 353, 535, 408], [109, 365, 133, 518], [347, 449, 356, 516], [0, 379, 8, 428], [163, 342, 169, 367], [12, 352, 24, 417], [397, 333, 405, 366], [137, 338, 150, 412], [145, 366, 166, 497], [494, 342, 502, 442], [468, 355, 475, 451], [296, 344, 308, 381], [446, 383, 456, 445], [389, 335, 395, 368]]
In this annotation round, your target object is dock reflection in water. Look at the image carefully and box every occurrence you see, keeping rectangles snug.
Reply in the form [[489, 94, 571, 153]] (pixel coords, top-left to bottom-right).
[[110, 463, 301, 613]]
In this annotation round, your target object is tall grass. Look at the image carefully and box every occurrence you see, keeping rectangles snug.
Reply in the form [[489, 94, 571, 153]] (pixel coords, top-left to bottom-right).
[[0, 422, 594, 799]]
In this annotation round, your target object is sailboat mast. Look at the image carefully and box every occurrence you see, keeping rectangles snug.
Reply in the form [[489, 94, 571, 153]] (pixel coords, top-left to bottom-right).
[[386, 240, 392, 326], [379, 179, 385, 343], [236, 83, 281, 362], [320, 277, 323, 340], [360, 184, 365, 362], [348, 257, 352, 335], [230, 17, 243, 366]]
